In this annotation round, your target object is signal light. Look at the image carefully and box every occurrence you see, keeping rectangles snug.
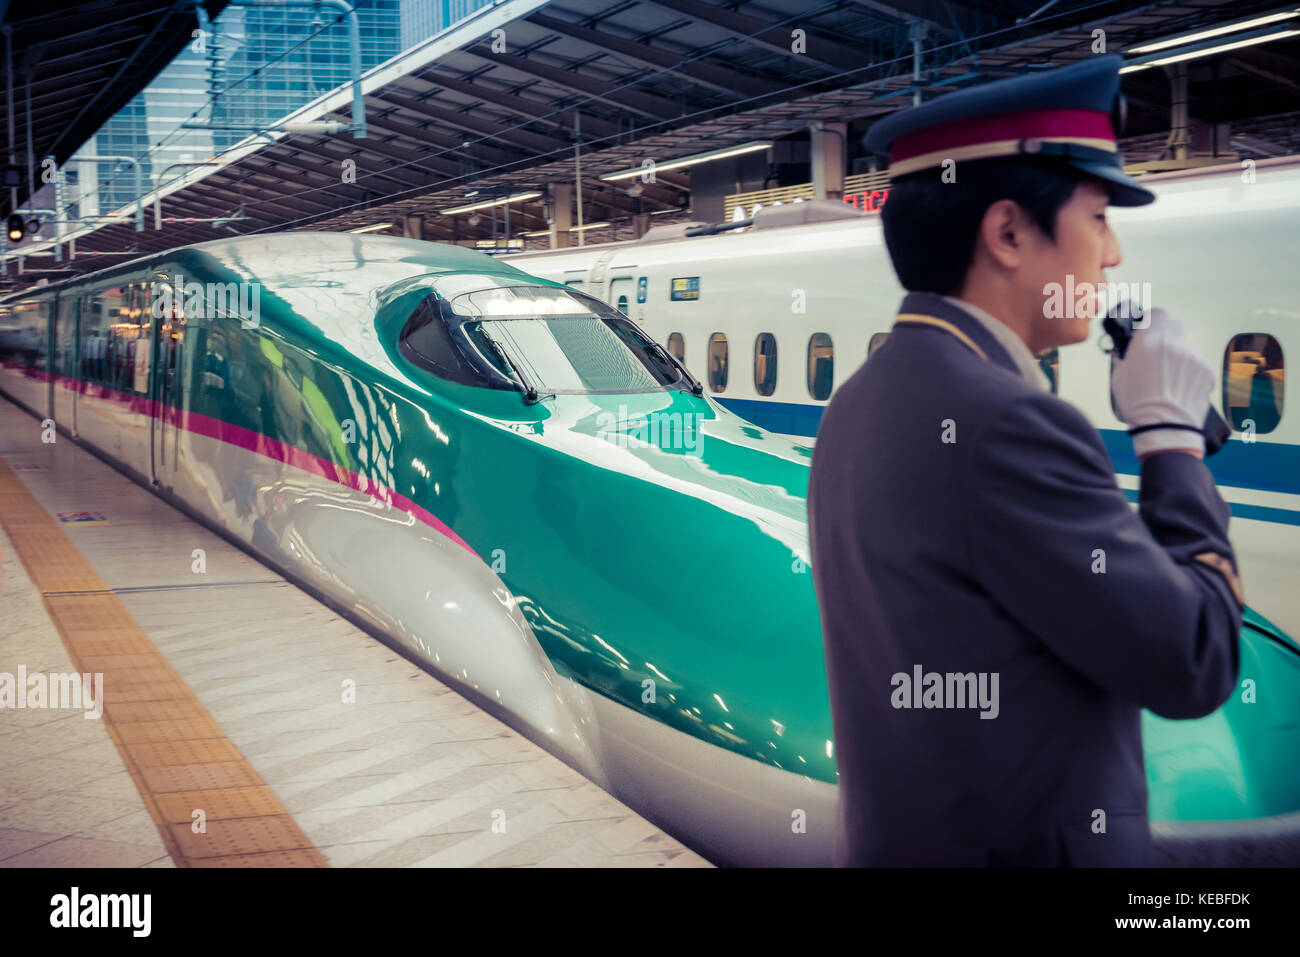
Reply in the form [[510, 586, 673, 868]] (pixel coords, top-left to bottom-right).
[[6, 214, 24, 243]]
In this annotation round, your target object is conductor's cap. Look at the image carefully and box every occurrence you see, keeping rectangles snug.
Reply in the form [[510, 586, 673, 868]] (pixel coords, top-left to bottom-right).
[[862, 55, 1154, 207]]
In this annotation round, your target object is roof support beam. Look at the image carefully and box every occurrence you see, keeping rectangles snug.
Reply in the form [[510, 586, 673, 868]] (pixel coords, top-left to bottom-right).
[[641, 0, 865, 74], [460, 45, 685, 121], [420, 69, 621, 142], [525, 11, 783, 102], [372, 85, 562, 157], [352, 105, 527, 173]]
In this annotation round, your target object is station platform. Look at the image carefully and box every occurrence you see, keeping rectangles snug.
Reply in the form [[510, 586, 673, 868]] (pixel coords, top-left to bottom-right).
[[0, 397, 710, 868]]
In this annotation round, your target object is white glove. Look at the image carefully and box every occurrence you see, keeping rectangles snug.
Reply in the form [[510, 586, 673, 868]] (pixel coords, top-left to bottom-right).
[[1110, 307, 1213, 457]]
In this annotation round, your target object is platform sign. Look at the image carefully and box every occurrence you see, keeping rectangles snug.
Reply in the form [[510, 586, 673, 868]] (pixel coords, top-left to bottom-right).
[[843, 188, 891, 213], [57, 511, 109, 526], [670, 277, 700, 301]]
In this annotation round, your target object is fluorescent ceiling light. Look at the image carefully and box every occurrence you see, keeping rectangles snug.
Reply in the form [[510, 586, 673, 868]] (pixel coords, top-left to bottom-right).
[[520, 222, 611, 237], [600, 142, 773, 182], [348, 223, 394, 234], [1127, 7, 1300, 54], [441, 191, 542, 215], [1120, 26, 1300, 73]]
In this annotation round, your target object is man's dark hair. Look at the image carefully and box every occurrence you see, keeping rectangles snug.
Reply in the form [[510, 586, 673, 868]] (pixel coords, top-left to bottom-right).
[[880, 159, 1087, 296]]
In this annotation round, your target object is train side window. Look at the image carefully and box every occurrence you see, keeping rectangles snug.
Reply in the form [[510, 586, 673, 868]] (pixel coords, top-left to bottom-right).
[[399, 298, 500, 389], [707, 332, 728, 393], [808, 333, 833, 400], [130, 284, 151, 395], [1036, 348, 1059, 395], [1223, 333, 1284, 434], [88, 286, 127, 390], [616, 294, 629, 314], [753, 333, 777, 397], [667, 332, 684, 363], [868, 332, 890, 358]]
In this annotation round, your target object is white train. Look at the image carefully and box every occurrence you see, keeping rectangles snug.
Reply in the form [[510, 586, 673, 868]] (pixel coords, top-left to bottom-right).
[[505, 155, 1300, 636]]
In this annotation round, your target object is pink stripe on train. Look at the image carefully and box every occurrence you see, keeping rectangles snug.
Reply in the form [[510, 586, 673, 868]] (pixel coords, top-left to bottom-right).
[[45, 371, 478, 557]]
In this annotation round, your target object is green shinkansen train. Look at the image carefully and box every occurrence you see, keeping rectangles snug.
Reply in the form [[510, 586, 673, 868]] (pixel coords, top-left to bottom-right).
[[1, 233, 1297, 865]]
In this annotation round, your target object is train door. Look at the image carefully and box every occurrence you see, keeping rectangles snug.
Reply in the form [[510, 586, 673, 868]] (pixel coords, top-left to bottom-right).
[[45, 294, 56, 418], [150, 279, 185, 491], [609, 277, 636, 321], [51, 292, 78, 435], [116, 281, 155, 480]]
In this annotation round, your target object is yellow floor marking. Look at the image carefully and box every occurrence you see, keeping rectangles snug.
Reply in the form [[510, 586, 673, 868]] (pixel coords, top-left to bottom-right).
[[0, 458, 328, 867]]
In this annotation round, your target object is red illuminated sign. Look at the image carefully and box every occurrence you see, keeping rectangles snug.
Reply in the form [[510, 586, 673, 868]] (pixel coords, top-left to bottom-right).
[[843, 189, 890, 213]]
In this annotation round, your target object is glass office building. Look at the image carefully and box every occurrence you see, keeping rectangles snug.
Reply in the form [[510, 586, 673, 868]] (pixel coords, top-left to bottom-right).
[[210, 0, 402, 151], [71, 0, 493, 223]]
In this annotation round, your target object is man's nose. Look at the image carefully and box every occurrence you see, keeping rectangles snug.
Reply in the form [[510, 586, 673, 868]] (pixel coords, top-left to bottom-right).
[[1103, 231, 1122, 269]]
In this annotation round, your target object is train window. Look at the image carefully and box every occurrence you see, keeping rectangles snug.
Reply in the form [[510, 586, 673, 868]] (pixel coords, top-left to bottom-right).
[[88, 286, 128, 390], [754, 333, 777, 396], [616, 294, 629, 314], [400, 298, 501, 389], [440, 286, 687, 395], [868, 332, 890, 358], [667, 333, 685, 363], [707, 333, 728, 393], [0, 299, 47, 376], [130, 285, 151, 395], [1036, 348, 1059, 395], [1223, 333, 1284, 434], [808, 333, 833, 400]]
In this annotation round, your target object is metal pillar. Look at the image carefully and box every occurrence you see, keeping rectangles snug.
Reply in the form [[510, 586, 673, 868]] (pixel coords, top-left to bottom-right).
[[3, 24, 16, 212], [549, 183, 573, 249], [573, 114, 585, 246], [1166, 63, 1190, 165], [909, 21, 927, 106], [810, 121, 846, 201], [401, 214, 424, 239]]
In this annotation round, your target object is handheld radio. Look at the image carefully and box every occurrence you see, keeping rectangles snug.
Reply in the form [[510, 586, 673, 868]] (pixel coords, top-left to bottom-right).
[[1102, 304, 1231, 456]]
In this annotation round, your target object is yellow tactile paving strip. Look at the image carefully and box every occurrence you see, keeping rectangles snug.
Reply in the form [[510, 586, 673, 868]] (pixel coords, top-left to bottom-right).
[[0, 458, 328, 868]]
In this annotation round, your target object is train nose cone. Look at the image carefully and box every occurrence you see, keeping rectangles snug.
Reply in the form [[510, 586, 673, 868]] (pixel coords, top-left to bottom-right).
[[499, 391, 836, 785]]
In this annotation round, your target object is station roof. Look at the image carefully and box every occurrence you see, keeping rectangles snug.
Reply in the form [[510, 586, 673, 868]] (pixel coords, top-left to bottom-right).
[[0, 0, 228, 210], [8, 0, 1300, 284]]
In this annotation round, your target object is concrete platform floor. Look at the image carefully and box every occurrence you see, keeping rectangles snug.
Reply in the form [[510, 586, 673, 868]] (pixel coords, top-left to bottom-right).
[[0, 397, 710, 867]]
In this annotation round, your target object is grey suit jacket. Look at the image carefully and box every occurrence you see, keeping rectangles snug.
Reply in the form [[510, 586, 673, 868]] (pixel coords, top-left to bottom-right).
[[807, 291, 1243, 866]]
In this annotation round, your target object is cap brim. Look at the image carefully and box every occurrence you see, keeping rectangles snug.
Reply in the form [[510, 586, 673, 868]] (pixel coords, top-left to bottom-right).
[[1068, 159, 1155, 206]]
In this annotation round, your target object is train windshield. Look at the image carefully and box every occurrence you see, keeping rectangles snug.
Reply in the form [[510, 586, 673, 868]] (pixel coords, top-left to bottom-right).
[[448, 285, 686, 395]]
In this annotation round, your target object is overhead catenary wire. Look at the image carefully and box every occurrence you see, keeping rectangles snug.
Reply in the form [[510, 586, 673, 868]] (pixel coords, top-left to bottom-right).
[[236, 0, 1146, 234], [49, 0, 1168, 247]]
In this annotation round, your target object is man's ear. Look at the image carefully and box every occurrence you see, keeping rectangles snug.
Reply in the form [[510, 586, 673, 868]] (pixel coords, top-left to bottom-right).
[[977, 198, 1025, 271]]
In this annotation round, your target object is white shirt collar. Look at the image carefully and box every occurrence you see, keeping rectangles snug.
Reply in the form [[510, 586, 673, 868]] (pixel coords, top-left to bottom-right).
[[940, 295, 1051, 393]]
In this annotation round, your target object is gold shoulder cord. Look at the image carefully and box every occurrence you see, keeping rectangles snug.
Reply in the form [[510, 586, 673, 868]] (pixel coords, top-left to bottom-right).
[[893, 313, 989, 361]]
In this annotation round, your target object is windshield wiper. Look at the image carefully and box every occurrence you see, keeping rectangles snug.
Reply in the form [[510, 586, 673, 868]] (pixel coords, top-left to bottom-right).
[[651, 340, 703, 395], [485, 338, 554, 405]]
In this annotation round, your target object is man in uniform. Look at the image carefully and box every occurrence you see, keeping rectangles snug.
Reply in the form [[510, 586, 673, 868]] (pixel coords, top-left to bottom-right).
[[807, 55, 1244, 866]]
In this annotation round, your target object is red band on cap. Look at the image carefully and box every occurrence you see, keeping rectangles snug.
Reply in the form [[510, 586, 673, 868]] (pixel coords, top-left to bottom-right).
[[891, 108, 1116, 165]]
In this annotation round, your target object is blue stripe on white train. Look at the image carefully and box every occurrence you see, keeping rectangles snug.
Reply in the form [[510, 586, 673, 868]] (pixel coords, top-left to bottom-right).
[[503, 155, 1300, 524], [709, 395, 1300, 524]]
